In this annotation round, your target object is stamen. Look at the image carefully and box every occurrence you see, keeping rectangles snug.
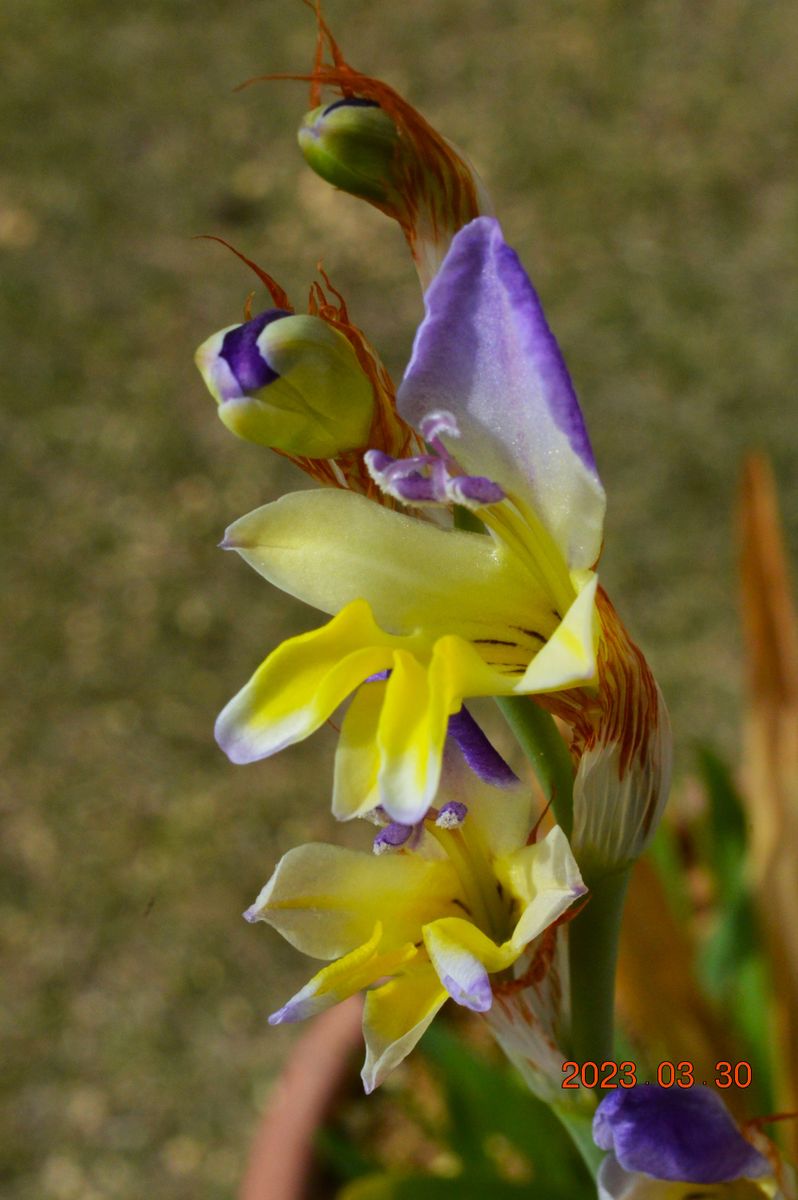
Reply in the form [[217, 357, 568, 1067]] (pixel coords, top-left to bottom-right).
[[419, 408, 461, 446], [364, 413, 505, 512], [436, 801, 468, 829], [373, 822, 414, 853]]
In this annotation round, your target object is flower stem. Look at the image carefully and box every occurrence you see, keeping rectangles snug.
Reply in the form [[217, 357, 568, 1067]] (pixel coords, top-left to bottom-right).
[[567, 866, 631, 1068], [495, 696, 574, 837], [552, 1104, 605, 1179]]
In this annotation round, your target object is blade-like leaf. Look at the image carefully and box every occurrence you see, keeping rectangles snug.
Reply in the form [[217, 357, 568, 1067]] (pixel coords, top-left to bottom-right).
[[738, 453, 798, 1154], [338, 1171, 588, 1200], [419, 1022, 592, 1191]]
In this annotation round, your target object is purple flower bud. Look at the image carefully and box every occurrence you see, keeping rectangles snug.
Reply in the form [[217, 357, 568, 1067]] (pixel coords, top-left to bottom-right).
[[219, 309, 289, 393]]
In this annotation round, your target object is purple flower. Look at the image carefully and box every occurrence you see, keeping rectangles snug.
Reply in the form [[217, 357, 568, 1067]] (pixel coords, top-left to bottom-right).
[[594, 1086, 770, 1191]]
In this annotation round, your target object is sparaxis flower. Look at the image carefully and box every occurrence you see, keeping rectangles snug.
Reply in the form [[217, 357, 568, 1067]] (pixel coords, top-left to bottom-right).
[[215, 218, 605, 826], [246, 752, 585, 1094]]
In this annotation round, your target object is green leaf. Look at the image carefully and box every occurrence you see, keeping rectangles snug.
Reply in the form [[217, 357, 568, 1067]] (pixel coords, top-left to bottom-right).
[[695, 744, 748, 898], [337, 1172, 586, 1200], [418, 1022, 592, 1191], [315, 1126, 377, 1183], [694, 742, 774, 1112]]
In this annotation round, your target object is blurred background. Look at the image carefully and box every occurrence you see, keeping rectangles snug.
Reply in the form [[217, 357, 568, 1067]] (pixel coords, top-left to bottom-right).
[[2, 0, 797, 1195]]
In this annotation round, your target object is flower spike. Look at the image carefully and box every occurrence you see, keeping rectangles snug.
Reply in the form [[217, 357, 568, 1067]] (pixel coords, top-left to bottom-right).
[[241, 6, 491, 289]]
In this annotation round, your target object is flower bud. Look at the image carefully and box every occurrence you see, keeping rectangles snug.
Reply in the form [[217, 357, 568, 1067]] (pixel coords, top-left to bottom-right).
[[195, 309, 375, 459], [298, 98, 400, 205]]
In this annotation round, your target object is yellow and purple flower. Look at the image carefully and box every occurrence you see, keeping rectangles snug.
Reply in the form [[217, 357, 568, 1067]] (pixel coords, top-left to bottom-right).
[[213, 217, 607, 826], [246, 751, 585, 1093]]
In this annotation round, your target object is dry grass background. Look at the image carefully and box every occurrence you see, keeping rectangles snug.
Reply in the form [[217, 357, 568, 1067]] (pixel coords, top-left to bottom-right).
[[2, 0, 797, 1195]]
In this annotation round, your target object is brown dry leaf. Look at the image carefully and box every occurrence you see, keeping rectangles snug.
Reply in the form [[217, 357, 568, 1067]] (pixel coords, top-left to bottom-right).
[[617, 856, 743, 1111], [738, 453, 798, 1151]]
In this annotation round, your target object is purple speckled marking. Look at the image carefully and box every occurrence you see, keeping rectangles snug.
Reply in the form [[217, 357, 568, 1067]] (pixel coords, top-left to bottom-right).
[[220, 309, 290, 391], [447, 707, 519, 788], [593, 1087, 770, 1184]]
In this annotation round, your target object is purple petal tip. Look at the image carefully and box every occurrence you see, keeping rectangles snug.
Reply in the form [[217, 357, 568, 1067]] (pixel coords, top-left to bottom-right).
[[442, 971, 493, 1013], [268, 999, 304, 1026]]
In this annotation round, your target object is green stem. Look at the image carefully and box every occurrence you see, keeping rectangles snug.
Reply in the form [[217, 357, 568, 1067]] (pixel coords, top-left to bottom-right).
[[495, 695, 574, 838], [567, 867, 631, 1068], [552, 1105, 605, 1179]]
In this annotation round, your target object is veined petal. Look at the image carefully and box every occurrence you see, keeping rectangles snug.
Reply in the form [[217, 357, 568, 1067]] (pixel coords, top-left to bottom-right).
[[246, 842, 463, 959], [423, 917, 515, 1011], [361, 963, 448, 1093], [222, 488, 555, 642], [500, 826, 586, 952], [514, 573, 599, 693], [398, 217, 606, 570], [215, 599, 394, 764], [333, 681, 385, 820], [268, 922, 417, 1025]]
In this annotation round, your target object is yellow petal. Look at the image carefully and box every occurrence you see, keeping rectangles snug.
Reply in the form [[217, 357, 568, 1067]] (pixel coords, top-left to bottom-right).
[[423, 917, 515, 1010], [444, 750, 533, 858], [222, 488, 555, 642], [247, 841, 463, 959], [269, 922, 418, 1025], [361, 963, 448, 1093], [375, 651, 453, 823], [515, 572, 598, 693], [215, 599, 396, 764], [333, 681, 385, 820], [500, 826, 586, 953]]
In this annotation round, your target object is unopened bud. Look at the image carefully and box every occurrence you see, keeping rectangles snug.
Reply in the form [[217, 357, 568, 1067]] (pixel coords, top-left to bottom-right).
[[195, 310, 375, 459], [298, 98, 400, 205]]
